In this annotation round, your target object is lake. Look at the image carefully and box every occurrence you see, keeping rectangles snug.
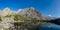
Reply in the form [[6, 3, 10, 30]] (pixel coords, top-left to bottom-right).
[[38, 23, 60, 30]]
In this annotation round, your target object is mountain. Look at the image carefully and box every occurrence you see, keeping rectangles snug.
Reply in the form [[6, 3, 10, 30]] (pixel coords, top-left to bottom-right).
[[44, 16, 57, 20], [0, 7, 16, 16], [49, 18, 60, 25], [0, 7, 53, 20], [17, 7, 47, 20]]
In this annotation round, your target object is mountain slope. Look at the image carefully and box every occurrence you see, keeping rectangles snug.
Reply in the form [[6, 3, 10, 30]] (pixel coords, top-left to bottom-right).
[[18, 7, 47, 20]]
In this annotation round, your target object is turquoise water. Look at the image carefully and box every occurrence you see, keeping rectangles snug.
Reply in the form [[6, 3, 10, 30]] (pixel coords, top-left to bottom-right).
[[39, 23, 60, 30]]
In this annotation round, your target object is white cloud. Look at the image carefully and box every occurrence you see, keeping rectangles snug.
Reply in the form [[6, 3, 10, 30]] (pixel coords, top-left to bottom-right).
[[48, 14, 52, 17]]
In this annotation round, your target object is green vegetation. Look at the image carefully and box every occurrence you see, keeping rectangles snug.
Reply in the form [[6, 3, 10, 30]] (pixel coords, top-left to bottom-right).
[[0, 16, 2, 21], [5, 14, 12, 18], [14, 14, 27, 21], [3, 28, 9, 30]]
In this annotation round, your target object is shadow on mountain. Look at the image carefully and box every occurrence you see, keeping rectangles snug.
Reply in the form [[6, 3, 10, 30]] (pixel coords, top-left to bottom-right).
[[49, 18, 60, 25]]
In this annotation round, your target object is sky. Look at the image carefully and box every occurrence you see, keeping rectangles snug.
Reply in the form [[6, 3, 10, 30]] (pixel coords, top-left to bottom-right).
[[0, 0, 60, 17]]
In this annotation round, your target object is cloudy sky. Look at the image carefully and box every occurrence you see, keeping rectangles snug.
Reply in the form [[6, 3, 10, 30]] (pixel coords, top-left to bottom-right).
[[0, 0, 60, 17]]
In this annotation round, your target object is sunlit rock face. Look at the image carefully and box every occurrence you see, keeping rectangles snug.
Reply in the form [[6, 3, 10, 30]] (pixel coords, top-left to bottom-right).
[[0, 11, 4, 16], [1, 17, 14, 28], [3, 7, 11, 14], [0, 7, 15, 16], [2, 17, 14, 23], [18, 7, 47, 20]]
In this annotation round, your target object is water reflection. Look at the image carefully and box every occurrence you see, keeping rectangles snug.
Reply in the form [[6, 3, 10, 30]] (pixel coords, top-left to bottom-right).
[[39, 23, 60, 30]]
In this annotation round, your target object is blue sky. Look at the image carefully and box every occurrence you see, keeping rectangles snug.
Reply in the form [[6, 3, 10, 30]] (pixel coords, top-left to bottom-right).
[[0, 0, 60, 17]]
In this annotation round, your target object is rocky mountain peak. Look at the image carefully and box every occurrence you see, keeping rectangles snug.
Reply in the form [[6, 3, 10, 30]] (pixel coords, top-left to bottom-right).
[[28, 7, 35, 10], [18, 7, 46, 20], [3, 7, 11, 12], [0, 7, 15, 16]]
